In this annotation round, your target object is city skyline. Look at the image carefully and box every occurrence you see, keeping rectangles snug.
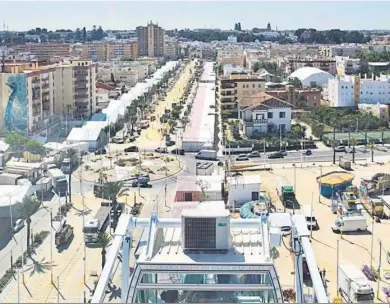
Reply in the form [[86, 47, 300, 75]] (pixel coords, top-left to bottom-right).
[[1, 1, 390, 32]]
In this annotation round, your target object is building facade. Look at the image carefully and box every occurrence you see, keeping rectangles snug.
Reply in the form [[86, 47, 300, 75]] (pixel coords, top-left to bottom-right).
[[319, 45, 362, 58], [81, 42, 138, 61], [358, 103, 390, 122], [238, 92, 292, 137], [335, 56, 361, 76], [136, 22, 165, 57], [266, 85, 321, 109], [286, 58, 336, 75], [327, 74, 390, 107], [216, 74, 266, 114], [11, 43, 72, 62]]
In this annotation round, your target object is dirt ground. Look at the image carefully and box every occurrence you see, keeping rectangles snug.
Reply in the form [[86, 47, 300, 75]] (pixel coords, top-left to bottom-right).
[[244, 162, 390, 303]]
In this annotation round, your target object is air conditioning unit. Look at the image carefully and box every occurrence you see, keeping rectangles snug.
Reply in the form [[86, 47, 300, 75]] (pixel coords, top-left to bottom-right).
[[181, 208, 231, 252]]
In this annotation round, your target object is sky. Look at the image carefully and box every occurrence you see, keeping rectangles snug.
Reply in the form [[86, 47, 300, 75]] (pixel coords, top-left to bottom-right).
[[1, 1, 390, 32]]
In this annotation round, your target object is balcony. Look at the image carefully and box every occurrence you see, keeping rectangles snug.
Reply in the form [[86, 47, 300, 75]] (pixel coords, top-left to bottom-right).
[[220, 98, 236, 104], [75, 98, 89, 105], [253, 119, 268, 125], [42, 82, 50, 89], [221, 83, 236, 89]]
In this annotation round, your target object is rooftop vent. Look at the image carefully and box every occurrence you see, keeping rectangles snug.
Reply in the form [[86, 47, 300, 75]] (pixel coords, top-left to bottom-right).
[[181, 208, 231, 252]]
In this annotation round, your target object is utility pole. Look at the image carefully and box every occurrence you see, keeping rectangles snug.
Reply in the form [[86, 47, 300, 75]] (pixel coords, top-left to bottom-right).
[[371, 218, 375, 269], [337, 240, 339, 296], [50, 208, 53, 284], [319, 165, 322, 203], [80, 154, 86, 285], [310, 192, 314, 239], [377, 241, 382, 299], [165, 168, 167, 210]]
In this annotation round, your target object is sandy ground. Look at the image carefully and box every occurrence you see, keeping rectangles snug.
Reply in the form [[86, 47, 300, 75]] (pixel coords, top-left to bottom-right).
[[246, 162, 390, 302]]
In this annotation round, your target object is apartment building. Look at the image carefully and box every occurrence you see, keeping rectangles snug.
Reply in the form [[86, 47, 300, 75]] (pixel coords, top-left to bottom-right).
[[358, 103, 390, 122], [244, 49, 269, 71], [81, 42, 138, 61], [265, 85, 321, 109], [136, 22, 165, 57], [216, 45, 244, 60], [216, 74, 266, 114], [286, 58, 336, 75], [335, 56, 361, 76], [327, 74, 390, 107], [319, 45, 362, 58], [54, 59, 97, 119], [164, 42, 180, 59], [11, 43, 71, 62], [0, 62, 57, 136], [372, 35, 390, 45], [238, 92, 292, 137]]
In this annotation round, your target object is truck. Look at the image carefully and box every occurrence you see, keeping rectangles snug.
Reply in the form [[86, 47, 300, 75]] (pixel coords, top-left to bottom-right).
[[61, 158, 71, 174], [83, 204, 111, 244], [55, 224, 74, 247], [35, 177, 53, 200], [48, 168, 68, 197], [195, 149, 217, 160], [331, 215, 367, 233], [276, 177, 295, 203], [338, 263, 374, 303]]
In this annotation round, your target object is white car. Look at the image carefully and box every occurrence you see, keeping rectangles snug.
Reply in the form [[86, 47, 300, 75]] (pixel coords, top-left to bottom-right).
[[13, 219, 25, 233]]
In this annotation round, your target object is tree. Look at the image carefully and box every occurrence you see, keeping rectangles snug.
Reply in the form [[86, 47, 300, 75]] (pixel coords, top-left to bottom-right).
[[367, 142, 376, 162], [196, 180, 210, 201], [65, 148, 79, 203], [98, 232, 112, 270], [252, 62, 261, 73], [16, 196, 40, 254], [75, 28, 82, 41], [26, 139, 44, 154], [82, 27, 87, 41], [349, 137, 357, 163], [103, 181, 129, 228], [288, 77, 303, 88]]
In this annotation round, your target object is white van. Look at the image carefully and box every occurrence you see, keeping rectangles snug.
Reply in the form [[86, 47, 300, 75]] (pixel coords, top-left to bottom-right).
[[195, 150, 217, 160], [331, 215, 367, 233], [302, 205, 317, 230]]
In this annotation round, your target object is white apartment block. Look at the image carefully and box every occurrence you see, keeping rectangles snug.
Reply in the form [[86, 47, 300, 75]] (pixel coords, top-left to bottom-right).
[[327, 74, 390, 107], [223, 64, 249, 76], [217, 45, 244, 60], [227, 36, 238, 43], [244, 49, 269, 71], [319, 45, 363, 58]]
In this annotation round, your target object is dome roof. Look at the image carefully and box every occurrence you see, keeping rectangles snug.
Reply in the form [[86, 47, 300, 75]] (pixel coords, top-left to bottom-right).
[[289, 67, 332, 80]]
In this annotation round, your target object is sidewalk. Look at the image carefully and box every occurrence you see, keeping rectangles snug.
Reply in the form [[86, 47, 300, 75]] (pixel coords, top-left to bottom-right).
[[0, 192, 104, 303]]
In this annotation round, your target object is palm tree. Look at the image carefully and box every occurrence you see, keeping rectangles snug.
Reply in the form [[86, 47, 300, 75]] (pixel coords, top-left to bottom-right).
[[16, 196, 40, 254], [368, 142, 376, 162], [65, 148, 79, 204], [349, 137, 357, 163], [98, 232, 112, 270], [103, 181, 128, 228]]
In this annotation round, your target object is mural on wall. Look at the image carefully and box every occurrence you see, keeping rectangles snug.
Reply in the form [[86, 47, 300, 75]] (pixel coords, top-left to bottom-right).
[[4, 74, 28, 134]]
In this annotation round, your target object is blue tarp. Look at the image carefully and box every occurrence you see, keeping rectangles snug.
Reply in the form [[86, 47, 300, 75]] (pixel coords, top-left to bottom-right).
[[91, 113, 107, 121]]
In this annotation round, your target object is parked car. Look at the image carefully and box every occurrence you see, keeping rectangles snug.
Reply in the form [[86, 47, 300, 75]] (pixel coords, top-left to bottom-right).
[[166, 140, 176, 147], [95, 148, 107, 155], [268, 152, 284, 159], [217, 161, 224, 167], [171, 148, 185, 155], [247, 151, 261, 158], [155, 147, 168, 153], [334, 146, 346, 152], [124, 146, 139, 153], [132, 178, 151, 188], [305, 149, 312, 156], [13, 219, 25, 233], [236, 154, 249, 161]]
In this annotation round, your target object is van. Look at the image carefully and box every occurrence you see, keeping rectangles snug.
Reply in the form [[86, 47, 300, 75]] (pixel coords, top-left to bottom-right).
[[331, 215, 367, 233], [302, 205, 317, 230], [195, 150, 217, 160]]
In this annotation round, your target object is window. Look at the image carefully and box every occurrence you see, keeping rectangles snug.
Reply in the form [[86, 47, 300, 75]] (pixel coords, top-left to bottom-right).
[[252, 84, 255, 88], [279, 124, 286, 131], [267, 112, 273, 119], [252, 192, 259, 201], [279, 112, 286, 118]]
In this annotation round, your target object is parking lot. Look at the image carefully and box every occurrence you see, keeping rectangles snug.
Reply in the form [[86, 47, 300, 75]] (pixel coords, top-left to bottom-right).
[[245, 163, 390, 302]]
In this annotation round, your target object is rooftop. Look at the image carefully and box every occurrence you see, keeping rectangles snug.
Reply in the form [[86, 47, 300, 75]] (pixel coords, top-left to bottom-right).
[[238, 92, 293, 110]]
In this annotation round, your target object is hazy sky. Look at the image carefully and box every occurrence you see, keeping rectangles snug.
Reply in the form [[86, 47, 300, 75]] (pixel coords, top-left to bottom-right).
[[1, 1, 389, 31]]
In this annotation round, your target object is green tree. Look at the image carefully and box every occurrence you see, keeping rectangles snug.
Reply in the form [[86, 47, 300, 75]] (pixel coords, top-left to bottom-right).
[[103, 181, 129, 228], [98, 232, 112, 270], [288, 77, 303, 88], [349, 137, 357, 163], [367, 142, 376, 162], [16, 196, 41, 254], [26, 139, 44, 154], [252, 62, 261, 73]]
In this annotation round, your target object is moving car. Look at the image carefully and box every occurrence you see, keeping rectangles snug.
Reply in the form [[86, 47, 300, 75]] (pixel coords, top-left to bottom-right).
[[247, 151, 261, 158], [95, 148, 107, 155], [236, 154, 249, 161], [278, 150, 287, 156], [166, 140, 176, 147], [268, 152, 284, 159], [171, 148, 185, 155], [345, 147, 356, 153], [334, 146, 346, 152], [155, 147, 168, 153], [305, 149, 312, 156], [13, 219, 25, 233], [124, 146, 139, 153]]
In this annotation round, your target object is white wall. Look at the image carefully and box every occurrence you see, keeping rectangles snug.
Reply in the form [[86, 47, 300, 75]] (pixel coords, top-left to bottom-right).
[[229, 183, 261, 205]]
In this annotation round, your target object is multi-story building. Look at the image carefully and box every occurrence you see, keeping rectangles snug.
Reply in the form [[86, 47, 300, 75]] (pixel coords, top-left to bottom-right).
[[319, 45, 362, 58], [0, 62, 57, 136], [223, 64, 249, 76], [265, 85, 321, 109], [136, 22, 165, 57], [372, 35, 390, 45], [164, 42, 180, 59], [327, 74, 390, 107], [244, 49, 269, 71], [238, 92, 292, 137], [216, 74, 266, 114], [217, 45, 244, 60], [286, 58, 337, 75], [335, 56, 361, 76], [54, 59, 97, 119], [358, 103, 390, 122], [81, 42, 138, 62], [11, 43, 71, 62]]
